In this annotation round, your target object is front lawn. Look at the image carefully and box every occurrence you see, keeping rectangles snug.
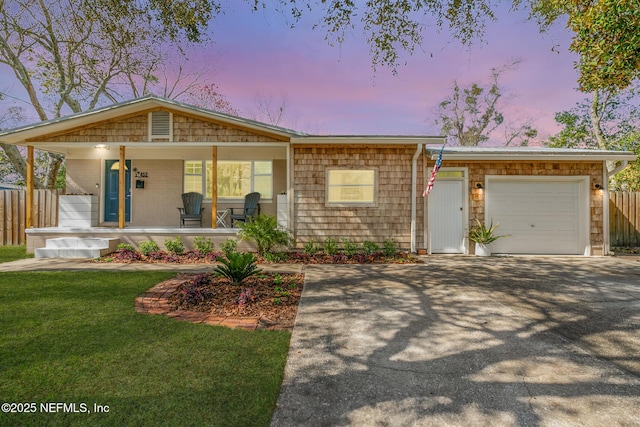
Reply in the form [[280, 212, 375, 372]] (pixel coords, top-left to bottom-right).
[[0, 245, 31, 263], [0, 271, 291, 426]]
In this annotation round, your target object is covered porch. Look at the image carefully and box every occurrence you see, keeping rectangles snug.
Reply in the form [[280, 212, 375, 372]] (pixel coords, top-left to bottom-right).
[[0, 96, 299, 255]]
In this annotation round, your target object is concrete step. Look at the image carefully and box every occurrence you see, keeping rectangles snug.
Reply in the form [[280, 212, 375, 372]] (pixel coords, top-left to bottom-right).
[[35, 237, 120, 259], [35, 248, 103, 258]]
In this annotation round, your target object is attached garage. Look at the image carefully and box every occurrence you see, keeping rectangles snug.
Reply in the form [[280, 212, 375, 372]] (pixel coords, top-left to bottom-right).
[[424, 146, 638, 256], [485, 177, 589, 255]]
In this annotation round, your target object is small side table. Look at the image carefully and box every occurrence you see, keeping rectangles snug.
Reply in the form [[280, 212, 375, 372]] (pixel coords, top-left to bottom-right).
[[216, 209, 229, 228]]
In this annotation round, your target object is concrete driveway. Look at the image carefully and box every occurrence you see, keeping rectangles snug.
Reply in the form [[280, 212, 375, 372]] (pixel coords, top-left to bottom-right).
[[271, 257, 640, 426]]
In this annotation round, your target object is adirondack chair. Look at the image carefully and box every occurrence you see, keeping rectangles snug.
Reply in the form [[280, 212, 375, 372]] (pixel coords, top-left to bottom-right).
[[229, 192, 261, 227], [177, 192, 204, 227]]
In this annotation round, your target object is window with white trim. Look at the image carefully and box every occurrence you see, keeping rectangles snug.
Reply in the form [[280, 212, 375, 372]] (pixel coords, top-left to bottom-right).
[[184, 160, 273, 200], [326, 169, 377, 206]]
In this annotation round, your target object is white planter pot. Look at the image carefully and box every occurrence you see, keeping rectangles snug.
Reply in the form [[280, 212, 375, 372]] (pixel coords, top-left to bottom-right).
[[475, 243, 492, 257], [59, 195, 99, 227]]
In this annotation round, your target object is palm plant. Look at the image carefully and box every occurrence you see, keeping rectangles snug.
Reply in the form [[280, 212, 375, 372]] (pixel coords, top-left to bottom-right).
[[468, 219, 507, 244], [238, 214, 290, 256], [214, 251, 262, 285]]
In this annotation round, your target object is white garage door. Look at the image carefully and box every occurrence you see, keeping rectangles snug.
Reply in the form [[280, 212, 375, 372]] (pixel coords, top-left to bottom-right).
[[485, 178, 588, 255]]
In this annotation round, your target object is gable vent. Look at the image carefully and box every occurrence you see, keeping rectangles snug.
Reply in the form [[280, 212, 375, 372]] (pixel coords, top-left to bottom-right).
[[149, 111, 173, 141]]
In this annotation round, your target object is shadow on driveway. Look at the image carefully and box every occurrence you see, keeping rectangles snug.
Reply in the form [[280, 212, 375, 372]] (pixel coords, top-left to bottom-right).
[[272, 257, 640, 426]]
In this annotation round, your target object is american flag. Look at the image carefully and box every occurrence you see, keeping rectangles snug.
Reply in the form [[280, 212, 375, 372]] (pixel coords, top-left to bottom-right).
[[423, 144, 445, 197]]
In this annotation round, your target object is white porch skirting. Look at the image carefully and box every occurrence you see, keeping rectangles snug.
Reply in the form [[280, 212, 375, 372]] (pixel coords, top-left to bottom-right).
[[25, 227, 251, 254]]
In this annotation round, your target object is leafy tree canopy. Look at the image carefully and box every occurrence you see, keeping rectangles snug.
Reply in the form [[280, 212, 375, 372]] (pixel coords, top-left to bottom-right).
[[240, 0, 640, 91], [550, 0, 640, 92], [546, 84, 640, 187]]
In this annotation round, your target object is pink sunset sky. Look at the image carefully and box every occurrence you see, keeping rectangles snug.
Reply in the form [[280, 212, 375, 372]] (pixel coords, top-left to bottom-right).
[[0, 4, 587, 144], [195, 4, 585, 142]]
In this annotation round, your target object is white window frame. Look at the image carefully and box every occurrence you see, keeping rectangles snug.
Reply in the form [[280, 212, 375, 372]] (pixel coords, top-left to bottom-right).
[[183, 160, 273, 201], [325, 168, 378, 207], [183, 161, 205, 195]]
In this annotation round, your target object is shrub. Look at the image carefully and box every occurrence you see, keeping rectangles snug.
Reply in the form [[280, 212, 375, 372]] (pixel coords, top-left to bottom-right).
[[112, 246, 142, 262], [304, 240, 319, 255], [262, 252, 287, 263], [220, 239, 238, 258], [238, 214, 290, 256], [193, 236, 215, 255], [138, 241, 160, 256], [214, 251, 262, 285], [362, 240, 380, 256], [117, 243, 136, 252], [383, 239, 397, 258], [323, 237, 339, 256], [164, 236, 185, 255], [341, 238, 358, 256]]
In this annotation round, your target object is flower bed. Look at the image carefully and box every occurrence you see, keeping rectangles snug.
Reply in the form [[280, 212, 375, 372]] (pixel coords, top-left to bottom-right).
[[96, 248, 421, 264], [168, 272, 304, 328]]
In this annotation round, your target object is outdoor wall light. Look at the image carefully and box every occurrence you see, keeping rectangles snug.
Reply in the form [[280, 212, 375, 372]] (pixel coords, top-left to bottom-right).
[[94, 144, 110, 150], [594, 183, 603, 190], [475, 182, 484, 189]]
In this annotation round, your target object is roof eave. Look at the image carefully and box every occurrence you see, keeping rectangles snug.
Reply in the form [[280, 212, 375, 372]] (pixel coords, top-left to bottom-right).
[[0, 96, 303, 144], [429, 153, 638, 161], [291, 136, 445, 145]]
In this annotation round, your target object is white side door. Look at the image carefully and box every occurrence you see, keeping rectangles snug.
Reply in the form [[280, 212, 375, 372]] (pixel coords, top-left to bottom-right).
[[428, 176, 466, 253]]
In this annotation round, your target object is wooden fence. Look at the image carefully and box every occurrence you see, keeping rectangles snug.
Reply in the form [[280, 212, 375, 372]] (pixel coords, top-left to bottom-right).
[[610, 191, 640, 247], [0, 190, 59, 245]]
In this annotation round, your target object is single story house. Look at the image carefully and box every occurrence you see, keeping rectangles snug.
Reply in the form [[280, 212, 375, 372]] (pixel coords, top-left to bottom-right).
[[0, 95, 635, 256]]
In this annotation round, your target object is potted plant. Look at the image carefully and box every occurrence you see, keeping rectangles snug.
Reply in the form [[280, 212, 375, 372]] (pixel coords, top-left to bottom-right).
[[468, 219, 507, 256]]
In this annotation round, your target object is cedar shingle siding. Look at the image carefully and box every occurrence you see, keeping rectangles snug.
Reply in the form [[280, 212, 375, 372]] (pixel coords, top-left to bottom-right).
[[33, 112, 282, 143], [293, 145, 422, 249]]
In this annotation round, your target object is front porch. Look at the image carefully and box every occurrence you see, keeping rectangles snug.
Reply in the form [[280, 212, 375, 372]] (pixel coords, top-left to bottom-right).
[[26, 226, 254, 255]]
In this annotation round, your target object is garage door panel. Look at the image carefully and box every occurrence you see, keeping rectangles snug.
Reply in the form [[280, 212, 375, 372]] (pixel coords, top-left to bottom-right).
[[486, 179, 585, 255]]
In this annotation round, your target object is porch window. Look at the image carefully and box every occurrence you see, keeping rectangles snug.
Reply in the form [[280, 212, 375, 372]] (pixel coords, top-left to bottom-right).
[[184, 160, 273, 200], [326, 169, 377, 206]]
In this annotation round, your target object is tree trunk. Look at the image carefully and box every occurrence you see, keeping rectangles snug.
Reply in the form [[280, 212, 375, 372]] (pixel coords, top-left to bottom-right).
[[0, 143, 29, 184], [44, 153, 64, 189]]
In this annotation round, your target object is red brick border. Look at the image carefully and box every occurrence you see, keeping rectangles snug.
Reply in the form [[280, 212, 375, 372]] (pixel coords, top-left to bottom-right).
[[134, 277, 293, 331]]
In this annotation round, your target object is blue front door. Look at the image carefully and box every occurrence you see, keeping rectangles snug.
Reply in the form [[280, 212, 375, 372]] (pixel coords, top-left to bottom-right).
[[104, 160, 131, 222]]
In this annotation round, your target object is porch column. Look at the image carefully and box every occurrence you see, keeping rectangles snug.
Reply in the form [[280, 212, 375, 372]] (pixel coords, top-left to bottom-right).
[[26, 145, 34, 229], [211, 146, 217, 229], [118, 146, 126, 229]]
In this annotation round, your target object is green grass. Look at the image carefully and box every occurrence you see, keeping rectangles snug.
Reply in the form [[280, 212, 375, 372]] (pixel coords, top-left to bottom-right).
[[0, 271, 291, 426], [0, 245, 32, 263]]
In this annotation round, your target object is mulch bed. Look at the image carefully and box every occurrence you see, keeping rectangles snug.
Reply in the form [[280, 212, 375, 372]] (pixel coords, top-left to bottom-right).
[[167, 272, 304, 329]]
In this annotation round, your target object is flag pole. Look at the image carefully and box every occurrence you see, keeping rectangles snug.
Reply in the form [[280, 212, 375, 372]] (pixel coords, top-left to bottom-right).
[[423, 142, 446, 197]]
